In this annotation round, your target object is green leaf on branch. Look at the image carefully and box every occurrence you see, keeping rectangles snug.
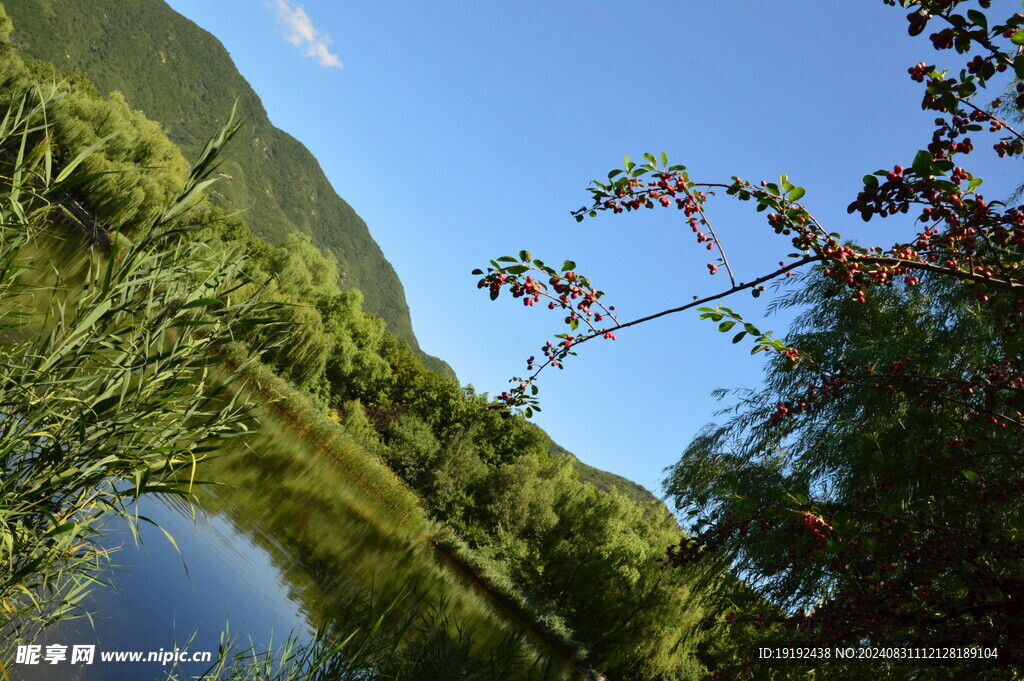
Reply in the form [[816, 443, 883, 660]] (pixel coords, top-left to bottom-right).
[[912, 149, 933, 175], [719, 320, 736, 332], [519, 250, 532, 262], [787, 187, 806, 202], [967, 177, 983, 193], [962, 470, 980, 484], [1014, 54, 1024, 79], [1013, 29, 1024, 45], [181, 297, 222, 309], [562, 260, 576, 272], [732, 331, 746, 344], [785, 492, 809, 507]]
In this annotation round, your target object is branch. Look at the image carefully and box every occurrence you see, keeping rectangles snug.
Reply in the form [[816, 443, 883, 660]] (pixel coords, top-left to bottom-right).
[[692, 200, 736, 287], [511, 256, 823, 394], [853, 253, 1024, 293], [611, 256, 819, 334]]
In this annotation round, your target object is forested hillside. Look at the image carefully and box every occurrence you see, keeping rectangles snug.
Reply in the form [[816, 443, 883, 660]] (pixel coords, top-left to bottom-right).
[[1, 0, 432, 360]]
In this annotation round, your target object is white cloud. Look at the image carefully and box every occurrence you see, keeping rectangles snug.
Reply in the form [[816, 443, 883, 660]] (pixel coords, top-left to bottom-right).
[[271, 0, 343, 69]]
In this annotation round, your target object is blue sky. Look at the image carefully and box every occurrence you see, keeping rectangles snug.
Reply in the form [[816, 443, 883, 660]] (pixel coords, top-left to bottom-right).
[[164, 0, 1014, 498]]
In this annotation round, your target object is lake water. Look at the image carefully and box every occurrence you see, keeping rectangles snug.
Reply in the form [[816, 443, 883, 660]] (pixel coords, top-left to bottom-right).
[[8, 405, 579, 681]]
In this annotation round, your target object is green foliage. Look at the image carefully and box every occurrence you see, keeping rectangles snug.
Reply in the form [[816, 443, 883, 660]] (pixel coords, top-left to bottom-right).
[[338, 399, 383, 451], [0, 4, 11, 42], [382, 414, 441, 488], [546, 436, 663, 510], [0, 53, 191, 235]]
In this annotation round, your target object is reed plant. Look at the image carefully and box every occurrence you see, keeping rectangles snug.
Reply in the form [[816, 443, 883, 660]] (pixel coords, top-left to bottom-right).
[[0, 86, 272, 646]]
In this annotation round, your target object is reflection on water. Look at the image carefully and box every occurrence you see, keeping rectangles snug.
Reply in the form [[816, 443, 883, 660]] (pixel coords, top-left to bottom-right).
[[10, 407, 577, 680], [20, 497, 311, 681]]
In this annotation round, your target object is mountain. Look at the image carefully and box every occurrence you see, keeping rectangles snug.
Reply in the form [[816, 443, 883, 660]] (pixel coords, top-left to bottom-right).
[[3, 0, 665, 508], [1, 0, 431, 357]]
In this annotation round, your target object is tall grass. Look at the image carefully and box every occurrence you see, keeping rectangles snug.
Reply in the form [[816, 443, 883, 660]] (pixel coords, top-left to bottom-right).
[[0, 86, 272, 646]]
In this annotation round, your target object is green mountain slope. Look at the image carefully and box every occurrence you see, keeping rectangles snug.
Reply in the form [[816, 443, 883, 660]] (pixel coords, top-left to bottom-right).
[[2, 0, 424, 352]]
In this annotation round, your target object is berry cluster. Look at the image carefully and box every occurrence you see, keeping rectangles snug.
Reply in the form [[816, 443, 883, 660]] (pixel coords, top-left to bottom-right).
[[798, 511, 833, 550], [571, 153, 735, 280], [473, 252, 619, 413]]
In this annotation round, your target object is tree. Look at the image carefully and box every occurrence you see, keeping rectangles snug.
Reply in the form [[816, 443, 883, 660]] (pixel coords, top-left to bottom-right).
[[0, 4, 12, 42], [667, 272, 1020, 679], [475, 1, 1024, 678]]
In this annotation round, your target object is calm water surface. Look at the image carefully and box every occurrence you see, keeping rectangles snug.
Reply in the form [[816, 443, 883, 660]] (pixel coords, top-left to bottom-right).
[[10, 411, 577, 681]]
